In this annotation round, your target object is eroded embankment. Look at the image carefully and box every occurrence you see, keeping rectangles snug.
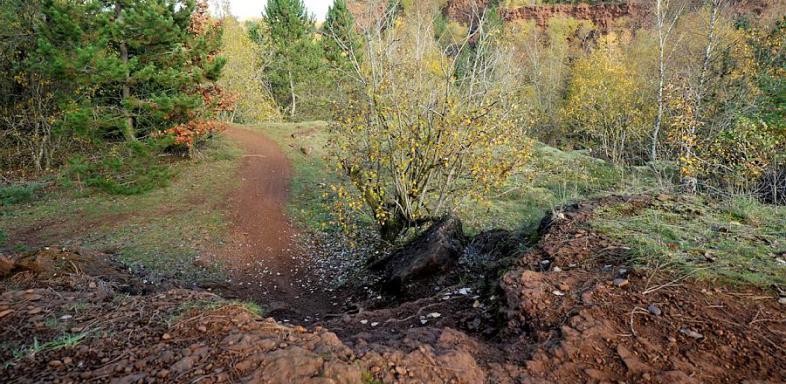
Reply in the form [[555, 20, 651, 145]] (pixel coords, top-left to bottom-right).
[[1, 195, 785, 383]]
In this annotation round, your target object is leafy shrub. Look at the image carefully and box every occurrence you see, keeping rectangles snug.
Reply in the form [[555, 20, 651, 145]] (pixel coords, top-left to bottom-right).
[[703, 117, 782, 194]]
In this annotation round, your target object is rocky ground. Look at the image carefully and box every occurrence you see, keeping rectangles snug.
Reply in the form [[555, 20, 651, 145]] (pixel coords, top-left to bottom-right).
[[2, 195, 785, 383]]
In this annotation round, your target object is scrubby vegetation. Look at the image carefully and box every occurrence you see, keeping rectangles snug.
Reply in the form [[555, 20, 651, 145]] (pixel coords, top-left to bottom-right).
[[2, 1, 786, 382]]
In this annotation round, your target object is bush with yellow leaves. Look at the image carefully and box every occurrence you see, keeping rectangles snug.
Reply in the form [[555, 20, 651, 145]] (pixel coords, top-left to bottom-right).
[[328, 1, 531, 241]]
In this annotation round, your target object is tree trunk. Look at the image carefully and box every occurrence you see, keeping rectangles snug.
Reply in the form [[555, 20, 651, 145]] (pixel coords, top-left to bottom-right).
[[380, 214, 405, 243], [681, 0, 722, 194], [116, 1, 135, 141], [652, 37, 665, 160], [288, 68, 296, 118]]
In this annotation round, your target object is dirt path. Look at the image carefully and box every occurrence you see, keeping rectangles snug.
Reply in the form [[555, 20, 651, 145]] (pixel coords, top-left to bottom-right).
[[208, 126, 335, 321]]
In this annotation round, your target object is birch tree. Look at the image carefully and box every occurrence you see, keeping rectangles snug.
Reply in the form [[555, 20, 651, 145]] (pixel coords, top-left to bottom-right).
[[650, 0, 687, 161]]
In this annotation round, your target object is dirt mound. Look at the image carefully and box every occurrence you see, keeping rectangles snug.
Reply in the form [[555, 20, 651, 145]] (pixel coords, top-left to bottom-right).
[[3, 195, 785, 383], [501, 195, 786, 383], [0, 269, 496, 383], [0, 247, 155, 293]]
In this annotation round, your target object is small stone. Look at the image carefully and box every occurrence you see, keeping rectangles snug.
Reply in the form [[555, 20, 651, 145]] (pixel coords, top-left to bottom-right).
[[427, 312, 441, 318], [23, 293, 42, 301], [647, 304, 662, 316], [778, 297, 786, 305], [552, 290, 565, 296], [612, 278, 629, 288], [680, 328, 704, 339], [197, 325, 207, 332], [371, 322, 379, 327], [359, 319, 368, 325], [161, 333, 172, 340], [60, 315, 73, 321], [48, 360, 63, 368], [63, 357, 73, 365], [420, 319, 427, 324], [552, 267, 562, 272], [472, 300, 481, 308]]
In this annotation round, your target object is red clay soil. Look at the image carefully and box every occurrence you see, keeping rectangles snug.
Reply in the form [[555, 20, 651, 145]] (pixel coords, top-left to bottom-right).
[[205, 126, 336, 321], [2, 195, 785, 383]]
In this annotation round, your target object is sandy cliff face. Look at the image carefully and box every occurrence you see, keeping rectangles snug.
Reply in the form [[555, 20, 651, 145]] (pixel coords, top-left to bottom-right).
[[500, 3, 645, 30], [349, 0, 645, 33], [444, 1, 643, 30]]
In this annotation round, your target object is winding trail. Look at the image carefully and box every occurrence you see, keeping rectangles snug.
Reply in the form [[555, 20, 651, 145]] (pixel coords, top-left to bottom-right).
[[211, 126, 334, 321]]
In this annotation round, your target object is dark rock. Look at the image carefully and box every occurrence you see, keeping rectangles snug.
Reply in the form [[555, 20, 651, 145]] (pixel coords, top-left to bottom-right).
[[647, 304, 662, 316], [463, 229, 519, 266], [371, 216, 466, 292]]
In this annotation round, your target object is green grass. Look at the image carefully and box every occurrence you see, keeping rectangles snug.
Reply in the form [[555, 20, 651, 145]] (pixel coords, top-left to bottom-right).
[[592, 195, 786, 287], [458, 144, 657, 234], [0, 136, 241, 283], [3, 332, 91, 368]]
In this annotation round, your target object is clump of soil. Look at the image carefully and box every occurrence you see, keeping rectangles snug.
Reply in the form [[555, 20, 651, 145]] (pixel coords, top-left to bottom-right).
[[500, 195, 786, 383], [2, 195, 785, 383], [0, 251, 496, 383]]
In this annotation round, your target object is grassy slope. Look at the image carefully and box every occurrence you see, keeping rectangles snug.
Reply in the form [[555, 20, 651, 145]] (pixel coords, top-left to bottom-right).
[[0, 137, 241, 282], [3, 121, 783, 290], [458, 144, 658, 235], [592, 195, 786, 287]]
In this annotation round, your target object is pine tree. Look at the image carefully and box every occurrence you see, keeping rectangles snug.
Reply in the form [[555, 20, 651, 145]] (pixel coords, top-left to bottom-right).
[[322, 0, 361, 70], [106, 0, 225, 141], [0, 0, 123, 170], [263, 0, 323, 118]]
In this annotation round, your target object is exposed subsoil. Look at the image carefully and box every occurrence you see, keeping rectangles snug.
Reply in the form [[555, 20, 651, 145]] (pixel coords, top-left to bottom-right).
[[202, 126, 338, 321], [2, 194, 784, 383]]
